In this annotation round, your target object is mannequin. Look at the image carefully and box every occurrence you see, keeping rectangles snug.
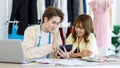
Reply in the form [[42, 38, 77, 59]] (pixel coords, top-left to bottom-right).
[[96, 0, 106, 3], [88, 0, 113, 57], [96, 0, 112, 30], [88, 0, 113, 48], [96, 0, 112, 22]]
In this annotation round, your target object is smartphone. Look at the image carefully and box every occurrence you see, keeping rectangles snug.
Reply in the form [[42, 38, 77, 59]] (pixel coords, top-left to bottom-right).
[[59, 44, 73, 52]]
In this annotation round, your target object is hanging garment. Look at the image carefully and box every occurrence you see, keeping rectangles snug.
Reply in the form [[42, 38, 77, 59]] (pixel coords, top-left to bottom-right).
[[89, 0, 113, 48], [67, 0, 79, 26], [37, 0, 45, 21], [78, 0, 84, 15], [83, 0, 87, 14], [59, 28, 65, 45], [45, 0, 56, 8], [57, 0, 68, 27], [8, 23, 24, 40], [78, 0, 87, 15], [9, 0, 38, 35], [66, 26, 72, 38]]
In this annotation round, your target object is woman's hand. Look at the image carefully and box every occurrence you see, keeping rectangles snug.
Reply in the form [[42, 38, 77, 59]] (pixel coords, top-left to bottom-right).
[[57, 46, 70, 59], [80, 49, 92, 57]]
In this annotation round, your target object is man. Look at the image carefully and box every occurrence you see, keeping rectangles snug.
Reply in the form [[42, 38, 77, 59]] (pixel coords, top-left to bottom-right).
[[22, 6, 64, 59]]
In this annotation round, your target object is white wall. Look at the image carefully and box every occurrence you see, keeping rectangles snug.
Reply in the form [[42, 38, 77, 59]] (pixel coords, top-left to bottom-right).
[[113, 0, 120, 25], [0, 0, 12, 39], [0, 0, 7, 39]]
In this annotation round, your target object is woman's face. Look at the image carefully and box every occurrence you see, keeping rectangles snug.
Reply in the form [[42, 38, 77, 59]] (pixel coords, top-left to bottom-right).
[[75, 22, 85, 37]]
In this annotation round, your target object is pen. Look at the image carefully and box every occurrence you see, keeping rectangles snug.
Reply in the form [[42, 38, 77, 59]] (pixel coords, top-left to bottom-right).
[[38, 62, 50, 64]]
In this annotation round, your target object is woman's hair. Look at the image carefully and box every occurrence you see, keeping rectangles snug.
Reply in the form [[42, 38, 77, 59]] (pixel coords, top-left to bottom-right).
[[72, 14, 94, 43], [42, 6, 64, 23]]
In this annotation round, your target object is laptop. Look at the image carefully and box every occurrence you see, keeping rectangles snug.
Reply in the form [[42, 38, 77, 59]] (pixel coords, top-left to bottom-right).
[[0, 39, 30, 64]]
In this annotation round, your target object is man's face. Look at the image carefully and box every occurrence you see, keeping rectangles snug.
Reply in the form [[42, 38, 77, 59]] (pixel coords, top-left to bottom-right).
[[45, 16, 61, 33]]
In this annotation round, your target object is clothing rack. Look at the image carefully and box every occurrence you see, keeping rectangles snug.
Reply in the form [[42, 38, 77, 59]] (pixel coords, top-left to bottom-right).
[[5, 21, 19, 39]]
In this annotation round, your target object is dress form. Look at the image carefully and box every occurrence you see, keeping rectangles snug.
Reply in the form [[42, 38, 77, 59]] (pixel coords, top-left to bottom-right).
[[89, 0, 113, 57], [88, 0, 113, 48], [96, 0, 106, 3]]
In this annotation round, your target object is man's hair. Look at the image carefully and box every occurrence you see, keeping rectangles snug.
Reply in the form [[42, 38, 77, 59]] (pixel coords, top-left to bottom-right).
[[42, 6, 64, 23]]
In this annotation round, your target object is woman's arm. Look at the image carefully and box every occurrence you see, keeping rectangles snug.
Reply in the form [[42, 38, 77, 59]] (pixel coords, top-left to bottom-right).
[[70, 49, 92, 58]]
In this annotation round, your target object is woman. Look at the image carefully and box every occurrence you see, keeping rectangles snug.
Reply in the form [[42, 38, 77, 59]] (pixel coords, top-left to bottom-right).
[[57, 14, 98, 59]]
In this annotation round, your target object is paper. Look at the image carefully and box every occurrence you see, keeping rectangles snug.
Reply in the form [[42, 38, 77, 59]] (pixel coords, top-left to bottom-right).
[[36, 58, 99, 66]]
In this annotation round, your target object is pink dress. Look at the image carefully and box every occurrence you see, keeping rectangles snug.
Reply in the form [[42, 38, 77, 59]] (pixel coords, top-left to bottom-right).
[[89, 0, 112, 48]]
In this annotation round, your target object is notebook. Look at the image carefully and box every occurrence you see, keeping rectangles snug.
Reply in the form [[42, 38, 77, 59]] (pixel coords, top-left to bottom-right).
[[0, 39, 30, 64]]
